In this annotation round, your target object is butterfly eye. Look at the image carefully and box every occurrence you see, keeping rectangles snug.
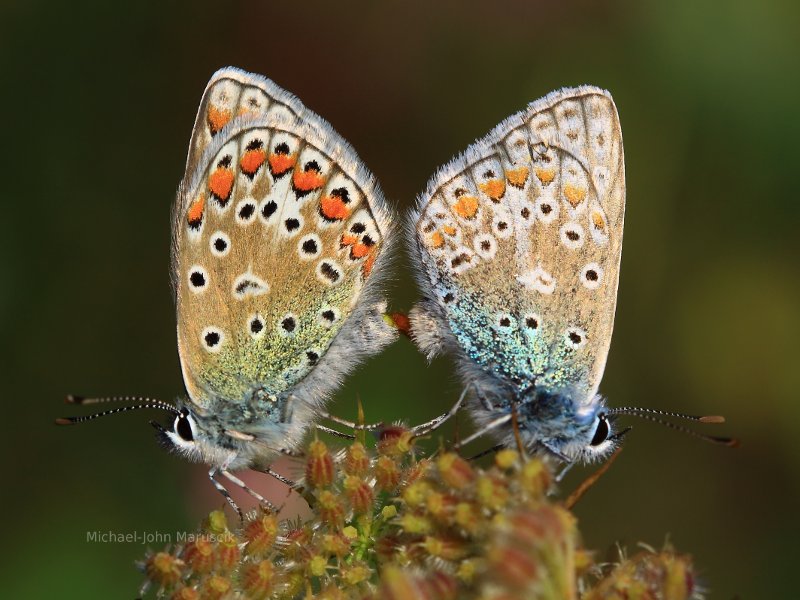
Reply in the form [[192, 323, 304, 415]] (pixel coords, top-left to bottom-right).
[[590, 413, 609, 446], [175, 411, 194, 442]]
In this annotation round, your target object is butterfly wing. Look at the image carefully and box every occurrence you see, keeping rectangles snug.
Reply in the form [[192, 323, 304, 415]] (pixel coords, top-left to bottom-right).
[[411, 87, 624, 402], [174, 68, 395, 412]]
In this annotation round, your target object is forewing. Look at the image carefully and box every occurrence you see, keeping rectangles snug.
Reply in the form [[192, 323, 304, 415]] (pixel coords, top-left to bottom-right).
[[183, 67, 301, 178], [413, 87, 624, 400], [174, 72, 392, 409]]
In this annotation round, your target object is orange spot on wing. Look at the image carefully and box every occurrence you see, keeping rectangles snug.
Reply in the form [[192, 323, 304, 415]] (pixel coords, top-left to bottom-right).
[[268, 153, 296, 176], [505, 167, 529, 189], [478, 179, 506, 201], [442, 225, 457, 236], [321, 195, 351, 221], [535, 168, 556, 185], [429, 231, 444, 248], [592, 211, 606, 230], [453, 195, 479, 219], [240, 149, 267, 176], [361, 252, 376, 278], [207, 105, 231, 134], [209, 168, 234, 201], [564, 183, 586, 207], [351, 243, 370, 259], [292, 169, 325, 193], [187, 194, 205, 226], [340, 233, 358, 247]]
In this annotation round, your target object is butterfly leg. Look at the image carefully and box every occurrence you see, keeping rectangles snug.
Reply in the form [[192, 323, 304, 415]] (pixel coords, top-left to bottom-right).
[[538, 442, 575, 482], [479, 394, 495, 412], [468, 443, 506, 461], [219, 469, 278, 514], [452, 413, 513, 450], [555, 461, 576, 483], [315, 423, 356, 440], [412, 385, 472, 436], [259, 465, 317, 509], [208, 468, 243, 520], [319, 411, 386, 432], [539, 441, 571, 464], [261, 465, 298, 488]]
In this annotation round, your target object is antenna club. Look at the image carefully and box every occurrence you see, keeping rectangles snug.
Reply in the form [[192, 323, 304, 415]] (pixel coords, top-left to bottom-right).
[[65, 395, 84, 404], [55, 418, 75, 425], [699, 415, 725, 424]]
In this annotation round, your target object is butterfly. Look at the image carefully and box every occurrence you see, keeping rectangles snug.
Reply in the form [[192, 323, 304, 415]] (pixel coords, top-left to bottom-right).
[[59, 67, 397, 513], [408, 86, 732, 463]]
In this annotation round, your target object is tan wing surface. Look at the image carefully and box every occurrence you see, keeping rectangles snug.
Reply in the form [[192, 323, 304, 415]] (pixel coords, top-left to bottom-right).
[[415, 87, 624, 400], [174, 72, 391, 409]]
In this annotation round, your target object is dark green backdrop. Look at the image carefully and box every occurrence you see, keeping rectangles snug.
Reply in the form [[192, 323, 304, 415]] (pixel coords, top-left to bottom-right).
[[3, 1, 799, 597]]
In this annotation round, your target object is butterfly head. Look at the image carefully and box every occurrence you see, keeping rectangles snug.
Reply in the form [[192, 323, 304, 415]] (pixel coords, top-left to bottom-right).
[[151, 403, 248, 469], [515, 388, 621, 464]]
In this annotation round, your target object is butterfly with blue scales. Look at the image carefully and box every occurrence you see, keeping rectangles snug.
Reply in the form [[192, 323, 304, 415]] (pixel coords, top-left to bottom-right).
[[407, 86, 733, 465]]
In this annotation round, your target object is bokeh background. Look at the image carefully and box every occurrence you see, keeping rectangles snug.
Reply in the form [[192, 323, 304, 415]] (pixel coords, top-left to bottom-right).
[[3, 0, 799, 597]]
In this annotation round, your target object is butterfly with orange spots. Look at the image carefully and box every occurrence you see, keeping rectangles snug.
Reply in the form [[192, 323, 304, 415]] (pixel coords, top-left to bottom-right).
[[409, 86, 628, 463], [59, 68, 397, 517]]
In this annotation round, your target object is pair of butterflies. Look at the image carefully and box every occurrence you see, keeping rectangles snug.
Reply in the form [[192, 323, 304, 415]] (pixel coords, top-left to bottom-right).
[[61, 68, 727, 511]]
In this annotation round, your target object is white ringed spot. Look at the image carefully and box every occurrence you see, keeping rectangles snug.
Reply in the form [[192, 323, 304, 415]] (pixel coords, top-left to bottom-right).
[[317, 306, 341, 328], [298, 233, 322, 260], [187, 265, 208, 294], [235, 198, 258, 225], [200, 326, 224, 353], [279, 313, 298, 337], [491, 210, 513, 239], [473, 233, 498, 259], [316, 259, 343, 286], [564, 326, 587, 349], [522, 312, 541, 332], [209, 231, 231, 257], [534, 196, 559, 224], [518, 202, 535, 227], [494, 312, 516, 332], [305, 348, 321, 366], [559, 222, 585, 249], [448, 246, 476, 275], [580, 262, 604, 290], [247, 313, 266, 339]]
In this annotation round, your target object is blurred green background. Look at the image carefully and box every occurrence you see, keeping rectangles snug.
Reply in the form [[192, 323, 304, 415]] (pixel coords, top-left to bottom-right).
[[3, 0, 799, 597]]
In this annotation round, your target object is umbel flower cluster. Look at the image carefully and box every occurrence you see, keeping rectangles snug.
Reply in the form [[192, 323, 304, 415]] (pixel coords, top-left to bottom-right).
[[139, 427, 699, 599]]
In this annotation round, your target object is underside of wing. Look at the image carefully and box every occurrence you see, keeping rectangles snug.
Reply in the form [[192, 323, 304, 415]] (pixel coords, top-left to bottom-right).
[[174, 72, 394, 410], [183, 68, 304, 177], [412, 86, 624, 400]]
